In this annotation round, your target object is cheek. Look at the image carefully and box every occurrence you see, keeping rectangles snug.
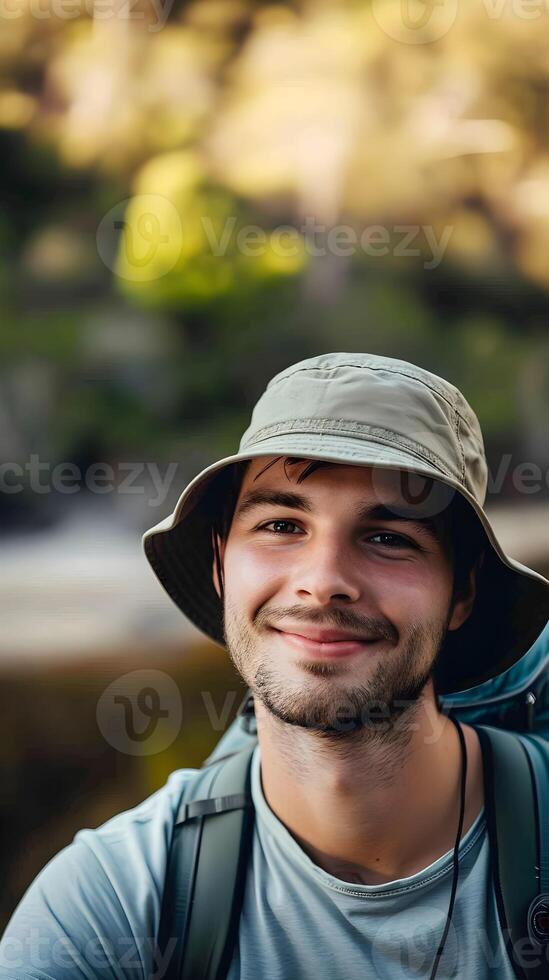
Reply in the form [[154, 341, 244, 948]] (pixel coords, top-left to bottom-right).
[[224, 540, 454, 619], [224, 542, 283, 602], [375, 560, 453, 617]]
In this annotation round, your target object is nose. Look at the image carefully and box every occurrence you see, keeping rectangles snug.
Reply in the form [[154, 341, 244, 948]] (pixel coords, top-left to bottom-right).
[[292, 534, 362, 605]]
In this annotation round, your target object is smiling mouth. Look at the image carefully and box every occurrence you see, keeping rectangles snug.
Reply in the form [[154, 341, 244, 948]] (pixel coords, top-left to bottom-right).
[[271, 628, 383, 659]]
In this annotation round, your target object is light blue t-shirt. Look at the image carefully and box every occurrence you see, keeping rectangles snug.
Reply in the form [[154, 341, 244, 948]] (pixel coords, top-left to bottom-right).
[[0, 745, 518, 979]]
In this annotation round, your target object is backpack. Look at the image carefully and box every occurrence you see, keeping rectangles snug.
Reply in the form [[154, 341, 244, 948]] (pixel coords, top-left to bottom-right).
[[157, 623, 549, 980]]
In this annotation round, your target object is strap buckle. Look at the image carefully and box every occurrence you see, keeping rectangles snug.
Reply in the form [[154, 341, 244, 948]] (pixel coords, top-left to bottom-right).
[[184, 792, 253, 820]]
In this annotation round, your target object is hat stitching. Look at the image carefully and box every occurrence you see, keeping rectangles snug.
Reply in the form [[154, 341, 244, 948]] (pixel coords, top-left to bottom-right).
[[456, 410, 466, 485], [266, 358, 455, 400], [240, 419, 454, 476], [241, 438, 452, 482], [265, 361, 475, 429]]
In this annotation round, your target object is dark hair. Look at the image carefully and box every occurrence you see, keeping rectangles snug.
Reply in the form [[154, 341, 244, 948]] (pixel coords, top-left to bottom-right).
[[209, 456, 486, 603]]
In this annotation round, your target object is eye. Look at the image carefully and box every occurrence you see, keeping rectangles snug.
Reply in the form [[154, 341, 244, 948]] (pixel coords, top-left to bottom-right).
[[367, 532, 415, 549], [256, 523, 415, 548], [257, 519, 302, 535]]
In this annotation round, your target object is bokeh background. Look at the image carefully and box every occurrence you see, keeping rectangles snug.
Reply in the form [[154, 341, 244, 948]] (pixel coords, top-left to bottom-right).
[[2, 0, 549, 930]]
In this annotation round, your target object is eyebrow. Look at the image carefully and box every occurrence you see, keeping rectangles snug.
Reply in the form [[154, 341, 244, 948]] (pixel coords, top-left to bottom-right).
[[233, 488, 442, 541]]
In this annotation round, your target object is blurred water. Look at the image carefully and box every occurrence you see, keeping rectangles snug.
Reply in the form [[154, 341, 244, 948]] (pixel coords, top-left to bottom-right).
[[0, 500, 197, 663]]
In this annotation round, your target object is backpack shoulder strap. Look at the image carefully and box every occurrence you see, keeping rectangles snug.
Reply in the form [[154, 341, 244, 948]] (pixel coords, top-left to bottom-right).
[[475, 725, 549, 978], [157, 743, 256, 980]]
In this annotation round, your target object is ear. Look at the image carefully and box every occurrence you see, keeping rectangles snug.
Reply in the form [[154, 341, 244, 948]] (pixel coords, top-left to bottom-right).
[[447, 550, 485, 632], [211, 527, 226, 599]]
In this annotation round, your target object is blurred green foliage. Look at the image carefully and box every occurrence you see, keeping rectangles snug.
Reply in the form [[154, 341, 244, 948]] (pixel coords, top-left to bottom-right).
[[1, 0, 549, 513]]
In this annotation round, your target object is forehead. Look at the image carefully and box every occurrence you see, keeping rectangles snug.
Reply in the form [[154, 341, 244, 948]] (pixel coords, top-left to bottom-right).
[[238, 455, 454, 523], [243, 455, 376, 487]]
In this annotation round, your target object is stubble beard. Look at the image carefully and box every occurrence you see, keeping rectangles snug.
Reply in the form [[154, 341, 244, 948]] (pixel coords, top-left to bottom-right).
[[223, 598, 450, 746]]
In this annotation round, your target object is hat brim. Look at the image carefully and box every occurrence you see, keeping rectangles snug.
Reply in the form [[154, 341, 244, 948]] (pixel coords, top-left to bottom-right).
[[143, 440, 549, 696]]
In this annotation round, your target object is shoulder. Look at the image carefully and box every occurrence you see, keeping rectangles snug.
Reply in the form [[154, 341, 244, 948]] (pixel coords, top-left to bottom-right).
[[71, 766, 201, 896], [0, 766, 204, 980]]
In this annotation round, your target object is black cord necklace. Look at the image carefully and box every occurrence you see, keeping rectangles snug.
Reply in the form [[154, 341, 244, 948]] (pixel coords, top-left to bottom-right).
[[429, 715, 468, 980]]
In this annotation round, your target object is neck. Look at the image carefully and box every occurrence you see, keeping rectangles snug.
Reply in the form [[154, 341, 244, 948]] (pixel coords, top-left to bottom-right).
[[254, 693, 484, 885]]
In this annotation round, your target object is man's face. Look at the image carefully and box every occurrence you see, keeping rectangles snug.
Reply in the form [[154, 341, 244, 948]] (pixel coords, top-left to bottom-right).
[[213, 456, 475, 737]]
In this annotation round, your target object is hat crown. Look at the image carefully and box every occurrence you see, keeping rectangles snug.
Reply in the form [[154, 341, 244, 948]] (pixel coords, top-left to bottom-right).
[[239, 352, 488, 504]]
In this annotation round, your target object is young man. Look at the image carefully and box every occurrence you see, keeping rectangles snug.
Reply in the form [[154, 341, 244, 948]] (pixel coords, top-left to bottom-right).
[[1, 352, 549, 979]]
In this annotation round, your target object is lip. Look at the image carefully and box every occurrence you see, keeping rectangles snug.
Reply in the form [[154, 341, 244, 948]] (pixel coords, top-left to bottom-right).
[[272, 628, 382, 659]]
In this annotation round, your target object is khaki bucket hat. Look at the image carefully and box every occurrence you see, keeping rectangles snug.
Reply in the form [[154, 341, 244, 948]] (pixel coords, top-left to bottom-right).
[[143, 352, 549, 695]]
